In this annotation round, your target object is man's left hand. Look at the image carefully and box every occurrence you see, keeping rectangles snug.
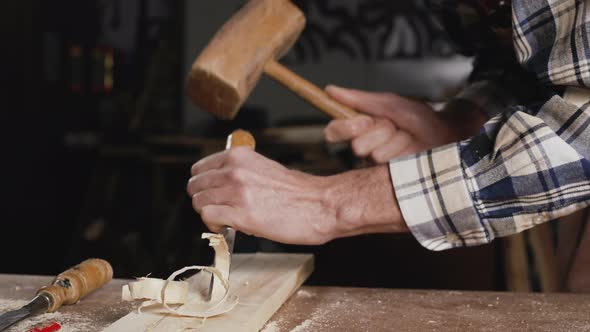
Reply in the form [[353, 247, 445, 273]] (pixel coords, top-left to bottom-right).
[[187, 147, 408, 245]]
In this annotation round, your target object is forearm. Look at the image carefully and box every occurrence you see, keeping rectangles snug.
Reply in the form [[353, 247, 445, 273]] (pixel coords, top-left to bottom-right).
[[321, 165, 408, 240]]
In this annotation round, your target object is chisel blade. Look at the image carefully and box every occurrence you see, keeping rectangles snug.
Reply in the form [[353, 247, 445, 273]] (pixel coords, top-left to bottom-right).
[[0, 307, 31, 331], [207, 226, 236, 301], [221, 226, 236, 258], [0, 295, 49, 331]]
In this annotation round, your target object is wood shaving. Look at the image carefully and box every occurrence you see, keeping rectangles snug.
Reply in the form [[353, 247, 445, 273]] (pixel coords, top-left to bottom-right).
[[122, 278, 188, 304], [121, 233, 238, 319]]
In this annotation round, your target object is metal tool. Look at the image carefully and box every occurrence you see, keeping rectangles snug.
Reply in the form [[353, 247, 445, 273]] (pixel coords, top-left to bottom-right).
[[206, 130, 255, 301], [0, 259, 113, 331], [207, 226, 236, 301], [186, 0, 358, 121]]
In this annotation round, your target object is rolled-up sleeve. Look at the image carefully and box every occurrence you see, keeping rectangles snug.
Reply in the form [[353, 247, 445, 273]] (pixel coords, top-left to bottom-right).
[[391, 0, 590, 250], [391, 96, 590, 251], [390, 144, 483, 251]]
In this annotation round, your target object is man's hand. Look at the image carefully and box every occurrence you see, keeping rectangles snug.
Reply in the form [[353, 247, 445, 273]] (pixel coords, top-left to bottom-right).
[[324, 85, 487, 163], [187, 147, 408, 245]]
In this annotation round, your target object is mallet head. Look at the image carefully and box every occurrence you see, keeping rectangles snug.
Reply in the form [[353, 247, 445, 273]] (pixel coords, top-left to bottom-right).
[[186, 0, 305, 120]]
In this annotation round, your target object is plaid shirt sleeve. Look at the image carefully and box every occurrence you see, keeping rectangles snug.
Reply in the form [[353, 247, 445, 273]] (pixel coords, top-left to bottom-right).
[[390, 0, 590, 251]]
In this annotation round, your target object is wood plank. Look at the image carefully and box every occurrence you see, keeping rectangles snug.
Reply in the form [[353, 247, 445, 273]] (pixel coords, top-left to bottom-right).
[[102, 253, 314, 332]]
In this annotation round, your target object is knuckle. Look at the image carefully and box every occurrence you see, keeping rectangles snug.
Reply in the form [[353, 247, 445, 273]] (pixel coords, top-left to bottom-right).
[[186, 179, 195, 196], [351, 116, 373, 135], [375, 118, 391, 128], [227, 147, 249, 162], [233, 211, 252, 232], [191, 194, 202, 212], [200, 206, 218, 225], [227, 168, 245, 184], [370, 150, 387, 164], [225, 149, 241, 164], [323, 125, 336, 142], [200, 205, 210, 218], [234, 186, 250, 205], [379, 92, 399, 103], [310, 221, 332, 245], [351, 139, 368, 157], [384, 120, 397, 132], [190, 163, 200, 175], [348, 120, 362, 136]]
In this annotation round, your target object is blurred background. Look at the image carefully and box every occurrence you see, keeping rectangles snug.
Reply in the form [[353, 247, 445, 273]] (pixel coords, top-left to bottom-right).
[[4, 0, 508, 291]]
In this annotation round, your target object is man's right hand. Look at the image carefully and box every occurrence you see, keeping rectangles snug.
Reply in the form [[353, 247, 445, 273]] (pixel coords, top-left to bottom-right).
[[324, 85, 486, 163]]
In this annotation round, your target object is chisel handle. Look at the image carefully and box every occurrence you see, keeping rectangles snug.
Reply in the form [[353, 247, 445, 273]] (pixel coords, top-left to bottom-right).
[[37, 259, 113, 312], [226, 129, 256, 150]]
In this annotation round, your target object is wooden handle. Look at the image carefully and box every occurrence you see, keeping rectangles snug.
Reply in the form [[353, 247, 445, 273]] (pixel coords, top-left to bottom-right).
[[38, 258, 113, 312], [226, 129, 256, 150], [264, 61, 358, 119]]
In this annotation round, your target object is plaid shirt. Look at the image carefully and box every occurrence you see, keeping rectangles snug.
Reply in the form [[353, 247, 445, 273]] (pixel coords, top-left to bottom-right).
[[390, 0, 590, 250]]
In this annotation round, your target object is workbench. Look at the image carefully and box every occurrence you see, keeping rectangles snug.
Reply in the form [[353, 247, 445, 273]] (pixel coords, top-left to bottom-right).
[[1, 275, 589, 331]]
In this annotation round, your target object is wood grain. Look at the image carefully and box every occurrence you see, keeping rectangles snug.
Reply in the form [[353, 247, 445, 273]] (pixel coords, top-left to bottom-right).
[[38, 259, 113, 312], [186, 0, 359, 121], [102, 253, 314, 332], [187, 0, 305, 119]]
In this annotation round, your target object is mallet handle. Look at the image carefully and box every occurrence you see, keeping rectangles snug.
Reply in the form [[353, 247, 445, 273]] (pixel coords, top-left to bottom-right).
[[264, 61, 358, 119]]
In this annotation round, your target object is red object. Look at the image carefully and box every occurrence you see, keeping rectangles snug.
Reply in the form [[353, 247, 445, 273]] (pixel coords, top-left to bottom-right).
[[27, 322, 61, 332]]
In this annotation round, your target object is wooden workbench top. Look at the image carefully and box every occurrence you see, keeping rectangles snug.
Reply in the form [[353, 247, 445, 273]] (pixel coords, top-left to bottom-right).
[[1, 274, 589, 331]]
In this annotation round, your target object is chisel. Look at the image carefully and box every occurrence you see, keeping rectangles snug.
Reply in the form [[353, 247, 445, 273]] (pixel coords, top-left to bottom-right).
[[0, 259, 113, 331], [207, 129, 256, 301]]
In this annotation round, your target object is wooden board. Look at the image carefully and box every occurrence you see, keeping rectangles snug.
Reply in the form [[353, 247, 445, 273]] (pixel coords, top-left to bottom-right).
[[102, 253, 314, 332]]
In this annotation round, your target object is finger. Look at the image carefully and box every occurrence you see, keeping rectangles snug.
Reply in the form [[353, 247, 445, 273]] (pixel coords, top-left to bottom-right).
[[370, 130, 413, 163], [326, 85, 433, 132], [326, 85, 396, 117], [191, 151, 227, 176], [200, 205, 242, 233], [324, 115, 374, 142], [187, 168, 237, 196], [191, 187, 240, 213], [351, 120, 397, 157]]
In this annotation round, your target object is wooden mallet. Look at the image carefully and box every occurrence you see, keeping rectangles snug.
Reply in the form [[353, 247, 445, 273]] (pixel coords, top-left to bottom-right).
[[186, 0, 359, 120]]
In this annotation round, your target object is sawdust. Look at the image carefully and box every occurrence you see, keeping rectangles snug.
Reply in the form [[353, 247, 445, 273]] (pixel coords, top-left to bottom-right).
[[295, 289, 314, 299], [290, 319, 312, 332], [0, 299, 95, 332], [260, 320, 280, 332], [0, 299, 27, 312]]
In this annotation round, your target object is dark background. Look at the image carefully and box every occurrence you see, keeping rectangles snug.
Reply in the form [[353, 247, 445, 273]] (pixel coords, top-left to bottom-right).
[[2, 0, 502, 291]]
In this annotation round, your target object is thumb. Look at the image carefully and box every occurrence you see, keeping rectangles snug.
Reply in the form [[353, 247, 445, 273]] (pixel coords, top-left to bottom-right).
[[326, 85, 394, 118]]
